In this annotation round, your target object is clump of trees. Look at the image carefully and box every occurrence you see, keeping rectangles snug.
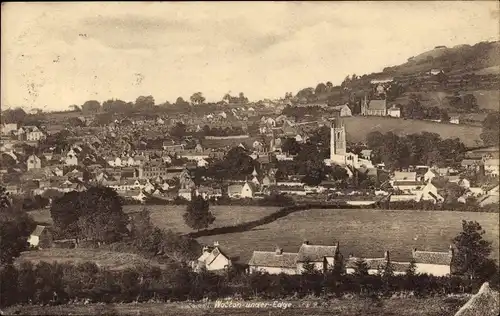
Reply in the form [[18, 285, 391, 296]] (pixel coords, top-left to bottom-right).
[[480, 112, 499, 146], [183, 195, 215, 231], [49, 186, 129, 245], [366, 131, 466, 170], [402, 94, 450, 121]]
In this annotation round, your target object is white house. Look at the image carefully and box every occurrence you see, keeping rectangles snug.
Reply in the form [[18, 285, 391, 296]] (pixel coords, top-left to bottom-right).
[[423, 169, 439, 182], [387, 105, 401, 118], [412, 247, 453, 276], [194, 242, 233, 272], [28, 225, 52, 248], [26, 154, 42, 170], [484, 159, 499, 176], [241, 182, 256, 198], [65, 149, 78, 166]]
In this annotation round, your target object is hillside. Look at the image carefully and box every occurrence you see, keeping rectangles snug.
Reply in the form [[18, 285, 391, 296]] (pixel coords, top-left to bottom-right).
[[342, 116, 484, 147]]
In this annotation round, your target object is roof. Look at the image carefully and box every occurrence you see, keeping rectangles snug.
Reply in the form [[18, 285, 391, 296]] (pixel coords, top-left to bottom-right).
[[367, 99, 387, 111], [227, 184, 243, 194], [412, 250, 452, 265], [296, 243, 338, 262], [392, 181, 424, 186], [248, 251, 298, 269], [393, 171, 417, 181], [346, 256, 410, 273], [454, 282, 499, 316], [31, 225, 48, 236]]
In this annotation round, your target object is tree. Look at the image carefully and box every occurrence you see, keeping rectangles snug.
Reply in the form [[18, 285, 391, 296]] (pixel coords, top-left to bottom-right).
[[81, 100, 101, 114], [183, 195, 215, 231], [190, 92, 206, 105], [170, 122, 187, 140], [0, 187, 36, 264], [1, 108, 27, 124], [135, 95, 155, 109], [453, 220, 493, 280], [281, 137, 301, 155], [175, 97, 190, 108], [480, 113, 500, 146], [353, 258, 369, 277], [315, 83, 327, 95], [50, 187, 128, 244], [405, 258, 417, 277]]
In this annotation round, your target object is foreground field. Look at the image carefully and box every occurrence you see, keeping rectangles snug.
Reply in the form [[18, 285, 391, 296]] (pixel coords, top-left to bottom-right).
[[342, 116, 483, 147], [196, 209, 499, 264], [16, 248, 167, 270], [28, 205, 279, 234], [3, 297, 468, 316]]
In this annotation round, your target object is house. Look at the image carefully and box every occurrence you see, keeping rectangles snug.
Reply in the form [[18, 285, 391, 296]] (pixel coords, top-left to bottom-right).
[[28, 225, 53, 249], [461, 159, 482, 171], [412, 247, 453, 276], [391, 181, 424, 193], [330, 104, 352, 117], [1, 123, 18, 135], [248, 248, 298, 275], [361, 97, 387, 116], [26, 154, 42, 170], [484, 159, 499, 176], [26, 126, 46, 141], [419, 181, 444, 203], [296, 241, 340, 274], [194, 241, 233, 272], [450, 116, 460, 124], [393, 171, 417, 182], [458, 178, 471, 189], [178, 188, 194, 201], [346, 251, 408, 276], [387, 105, 401, 118], [65, 150, 78, 166]]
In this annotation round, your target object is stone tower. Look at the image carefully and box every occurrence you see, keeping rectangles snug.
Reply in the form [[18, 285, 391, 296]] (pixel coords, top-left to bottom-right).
[[329, 117, 347, 165]]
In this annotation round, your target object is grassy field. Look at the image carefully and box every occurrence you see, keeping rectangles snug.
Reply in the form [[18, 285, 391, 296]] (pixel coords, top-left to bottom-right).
[[196, 209, 499, 264], [27, 206, 499, 266], [16, 248, 167, 270], [3, 296, 468, 316], [342, 116, 483, 147], [28, 205, 279, 234]]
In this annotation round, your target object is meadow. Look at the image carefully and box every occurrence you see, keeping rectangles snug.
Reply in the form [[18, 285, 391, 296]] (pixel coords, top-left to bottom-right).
[[342, 116, 483, 147], [27, 206, 499, 266], [28, 205, 280, 234], [196, 208, 499, 264]]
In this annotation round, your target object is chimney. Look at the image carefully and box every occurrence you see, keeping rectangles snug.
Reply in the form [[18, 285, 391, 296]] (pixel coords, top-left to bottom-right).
[[303, 240, 309, 245], [275, 247, 283, 255], [384, 251, 390, 261], [213, 241, 219, 247], [202, 246, 210, 253]]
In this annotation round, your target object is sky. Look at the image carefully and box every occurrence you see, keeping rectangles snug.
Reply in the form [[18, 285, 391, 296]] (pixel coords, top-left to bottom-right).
[[1, 1, 499, 111]]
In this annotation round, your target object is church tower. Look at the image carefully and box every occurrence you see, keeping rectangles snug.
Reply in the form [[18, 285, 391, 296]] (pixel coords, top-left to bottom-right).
[[329, 117, 347, 165]]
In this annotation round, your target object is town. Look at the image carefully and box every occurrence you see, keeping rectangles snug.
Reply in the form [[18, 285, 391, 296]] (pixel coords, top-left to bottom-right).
[[1, 2, 499, 316]]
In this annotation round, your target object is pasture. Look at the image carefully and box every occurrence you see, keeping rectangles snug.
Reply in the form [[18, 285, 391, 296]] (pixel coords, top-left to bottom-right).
[[196, 208, 499, 264], [16, 248, 167, 270], [28, 205, 280, 234], [342, 116, 483, 147]]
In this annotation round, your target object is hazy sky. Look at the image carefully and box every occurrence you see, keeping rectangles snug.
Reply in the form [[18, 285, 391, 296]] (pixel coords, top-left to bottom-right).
[[1, 1, 499, 111]]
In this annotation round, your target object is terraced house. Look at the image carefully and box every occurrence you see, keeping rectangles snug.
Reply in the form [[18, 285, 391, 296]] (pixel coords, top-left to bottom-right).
[[248, 241, 341, 275]]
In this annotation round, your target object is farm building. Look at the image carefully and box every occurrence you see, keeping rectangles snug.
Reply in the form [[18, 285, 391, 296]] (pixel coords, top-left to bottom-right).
[[28, 225, 53, 249], [194, 241, 233, 272]]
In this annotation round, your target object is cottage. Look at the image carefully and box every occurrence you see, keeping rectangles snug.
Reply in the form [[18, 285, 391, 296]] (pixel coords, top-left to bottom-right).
[[248, 248, 298, 275], [393, 171, 418, 182], [361, 97, 387, 116], [387, 105, 401, 118], [194, 242, 233, 272], [330, 104, 352, 117], [484, 159, 499, 176], [28, 225, 53, 248], [26, 154, 42, 170], [296, 241, 340, 274], [346, 251, 408, 276], [412, 247, 453, 276]]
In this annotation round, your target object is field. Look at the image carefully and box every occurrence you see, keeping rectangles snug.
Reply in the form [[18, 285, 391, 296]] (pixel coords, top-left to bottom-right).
[[196, 209, 499, 264], [28, 205, 280, 234], [16, 248, 167, 270], [3, 296, 468, 316], [27, 206, 499, 266], [342, 116, 483, 147]]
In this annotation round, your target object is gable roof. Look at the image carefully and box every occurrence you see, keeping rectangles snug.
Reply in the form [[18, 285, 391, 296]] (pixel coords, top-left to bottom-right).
[[248, 251, 298, 269], [412, 250, 452, 265], [393, 171, 417, 181], [367, 99, 387, 111], [31, 225, 48, 236], [297, 243, 338, 262]]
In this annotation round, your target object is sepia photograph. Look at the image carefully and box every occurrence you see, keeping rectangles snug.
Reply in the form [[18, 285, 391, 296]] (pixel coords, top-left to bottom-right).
[[0, 1, 499, 315]]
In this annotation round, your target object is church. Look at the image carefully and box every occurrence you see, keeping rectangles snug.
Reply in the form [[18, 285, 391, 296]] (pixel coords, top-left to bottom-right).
[[323, 118, 374, 169]]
